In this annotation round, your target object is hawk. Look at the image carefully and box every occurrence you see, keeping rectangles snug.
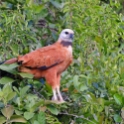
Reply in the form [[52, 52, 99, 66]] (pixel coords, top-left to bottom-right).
[[4, 29, 74, 102]]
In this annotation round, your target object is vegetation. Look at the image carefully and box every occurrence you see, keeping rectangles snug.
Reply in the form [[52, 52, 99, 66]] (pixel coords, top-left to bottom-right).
[[0, 0, 124, 123]]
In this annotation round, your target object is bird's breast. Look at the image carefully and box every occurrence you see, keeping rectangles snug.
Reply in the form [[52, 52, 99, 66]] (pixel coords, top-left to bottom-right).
[[56, 47, 73, 73], [67, 46, 72, 54]]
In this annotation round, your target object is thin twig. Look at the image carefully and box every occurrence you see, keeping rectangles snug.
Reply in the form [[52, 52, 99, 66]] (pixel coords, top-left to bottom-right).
[[59, 112, 96, 124]]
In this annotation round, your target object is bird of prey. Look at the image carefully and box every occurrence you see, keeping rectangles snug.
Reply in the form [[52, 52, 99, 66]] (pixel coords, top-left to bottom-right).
[[4, 29, 74, 102]]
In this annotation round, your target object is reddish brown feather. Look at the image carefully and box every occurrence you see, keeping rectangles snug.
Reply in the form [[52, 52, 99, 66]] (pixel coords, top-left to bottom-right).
[[4, 40, 73, 80], [18, 41, 72, 77], [3, 29, 74, 102], [17, 40, 73, 95], [4, 58, 17, 64]]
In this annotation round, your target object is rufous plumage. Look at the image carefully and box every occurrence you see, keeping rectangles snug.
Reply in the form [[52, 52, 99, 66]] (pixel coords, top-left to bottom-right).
[[4, 29, 74, 102]]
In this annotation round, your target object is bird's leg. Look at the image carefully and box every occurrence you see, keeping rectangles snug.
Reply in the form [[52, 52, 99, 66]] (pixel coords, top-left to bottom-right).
[[45, 71, 58, 101], [56, 74, 64, 102], [45, 72, 64, 103], [56, 86, 64, 102], [52, 88, 58, 101]]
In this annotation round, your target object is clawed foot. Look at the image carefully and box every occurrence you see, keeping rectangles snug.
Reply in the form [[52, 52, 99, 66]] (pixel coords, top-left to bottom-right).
[[52, 96, 65, 104], [52, 88, 66, 104], [56, 100, 65, 104], [51, 99, 65, 104]]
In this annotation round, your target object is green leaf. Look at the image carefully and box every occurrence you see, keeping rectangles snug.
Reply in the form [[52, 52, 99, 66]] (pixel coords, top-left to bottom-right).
[[10, 44, 19, 56], [0, 116, 6, 124], [1, 84, 16, 102], [30, 100, 44, 112], [15, 110, 23, 115], [26, 0, 33, 6], [114, 93, 123, 105], [0, 63, 18, 70], [0, 90, 3, 98], [34, 121, 40, 124], [6, 91, 16, 101], [20, 86, 30, 98], [1, 106, 14, 119], [18, 72, 34, 79], [13, 86, 20, 95], [10, 115, 27, 123], [79, 84, 88, 91], [33, 4, 44, 14], [24, 112, 35, 120], [50, 0, 64, 9], [95, 36, 103, 45], [114, 114, 122, 123], [47, 105, 59, 115], [38, 111, 45, 124], [3, 84, 12, 96], [0, 77, 15, 84], [0, 63, 18, 74], [73, 75, 79, 89]]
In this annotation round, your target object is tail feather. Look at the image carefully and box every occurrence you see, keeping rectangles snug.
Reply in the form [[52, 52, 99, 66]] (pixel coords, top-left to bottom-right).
[[4, 58, 17, 64]]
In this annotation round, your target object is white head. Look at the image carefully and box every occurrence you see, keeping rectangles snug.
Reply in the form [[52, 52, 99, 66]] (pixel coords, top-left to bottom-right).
[[58, 29, 74, 42]]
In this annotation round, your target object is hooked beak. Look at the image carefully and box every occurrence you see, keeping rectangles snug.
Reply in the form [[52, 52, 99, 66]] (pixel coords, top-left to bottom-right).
[[70, 34, 74, 39]]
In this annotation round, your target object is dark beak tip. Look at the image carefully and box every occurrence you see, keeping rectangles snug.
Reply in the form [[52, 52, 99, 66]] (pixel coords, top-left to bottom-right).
[[70, 34, 74, 39]]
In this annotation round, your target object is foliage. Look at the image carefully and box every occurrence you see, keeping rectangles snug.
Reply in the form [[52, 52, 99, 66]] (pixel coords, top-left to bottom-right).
[[0, 0, 124, 124]]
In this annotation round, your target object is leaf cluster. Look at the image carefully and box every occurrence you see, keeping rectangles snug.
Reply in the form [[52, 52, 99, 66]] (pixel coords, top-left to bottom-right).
[[0, 0, 124, 124]]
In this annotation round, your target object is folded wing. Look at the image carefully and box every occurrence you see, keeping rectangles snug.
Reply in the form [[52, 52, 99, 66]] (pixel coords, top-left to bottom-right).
[[18, 44, 65, 70]]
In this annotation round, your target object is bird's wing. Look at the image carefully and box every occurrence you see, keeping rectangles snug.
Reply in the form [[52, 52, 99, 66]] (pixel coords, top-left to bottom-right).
[[18, 44, 65, 70]]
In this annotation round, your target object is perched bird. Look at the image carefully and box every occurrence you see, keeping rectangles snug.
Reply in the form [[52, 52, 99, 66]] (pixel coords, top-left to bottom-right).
[[4, 29, 74, 102]]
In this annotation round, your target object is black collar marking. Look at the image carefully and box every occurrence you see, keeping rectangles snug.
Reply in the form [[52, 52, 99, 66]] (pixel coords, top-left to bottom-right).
[[60, 41, 72, 47]]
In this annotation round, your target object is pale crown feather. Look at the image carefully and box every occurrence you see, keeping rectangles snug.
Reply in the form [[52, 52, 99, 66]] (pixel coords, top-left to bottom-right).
[[58, 29, 74, 42]]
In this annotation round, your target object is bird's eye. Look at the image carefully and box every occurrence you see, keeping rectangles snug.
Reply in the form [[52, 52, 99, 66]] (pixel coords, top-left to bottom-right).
[[65, 31, 69, 34]]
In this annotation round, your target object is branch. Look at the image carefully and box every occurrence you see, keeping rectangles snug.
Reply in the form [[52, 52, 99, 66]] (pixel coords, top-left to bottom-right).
[[59, 112, 96, 124]]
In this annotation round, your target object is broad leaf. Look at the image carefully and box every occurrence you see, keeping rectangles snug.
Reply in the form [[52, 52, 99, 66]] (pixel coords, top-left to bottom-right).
[[114, 114, 122, 123], [1, 105, 14, 119], [73, 75, 79, 89], [0, 63, 18, 74], [10, 44, 19, 56], [10, 115, 27, 123], [47, 104, 59, 115], [50, 0, 64, 9], [0, 77, 15, 84], [114, 93, 123, 105], [18, 72, 34, 79], [24, 112, 34, 120], [38, 111, 45, 124], [20, 86, 30, 98], [15, 110, 23, 115], [6, 91, 16, 101], [34, 121, 40, 124], [0, 116, 6, 124], [79, 84, 88, 91], [30, 100, 44, 112], [3, 84, 13, 97], [33, 4, 44, 14], [13, 86, 20, 95]]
